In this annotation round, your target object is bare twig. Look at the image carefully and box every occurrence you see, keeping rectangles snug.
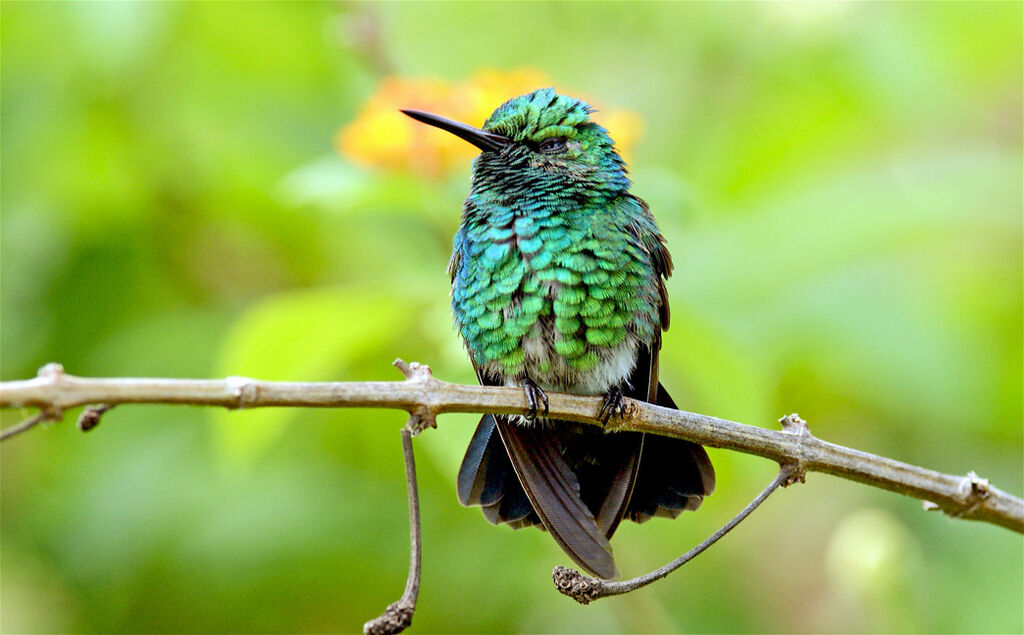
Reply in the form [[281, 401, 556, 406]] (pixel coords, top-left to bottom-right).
[[553, 464, 795, 604], [1, 361, 1021, 533], [0, 410, 56, 442], [364, 426, 423, 635]]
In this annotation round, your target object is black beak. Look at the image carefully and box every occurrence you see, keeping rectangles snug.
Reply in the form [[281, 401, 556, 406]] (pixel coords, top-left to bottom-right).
[[400, 109, 511, 153]]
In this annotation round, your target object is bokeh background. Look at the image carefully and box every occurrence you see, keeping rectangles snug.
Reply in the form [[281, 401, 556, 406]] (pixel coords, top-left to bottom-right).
[[2, 3, 1021, 633]]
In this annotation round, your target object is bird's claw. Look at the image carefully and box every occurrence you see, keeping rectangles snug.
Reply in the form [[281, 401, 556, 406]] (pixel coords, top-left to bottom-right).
[[522, 378, 549, 421], [598, 386, 626, 425]]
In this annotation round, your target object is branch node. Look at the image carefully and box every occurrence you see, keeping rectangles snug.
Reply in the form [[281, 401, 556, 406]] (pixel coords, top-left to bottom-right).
[[778, 413, 810, 485], [964, 470, 991, 498], [945, 470, 992, 517], [77, 404, 112, 432], [405, 412, 436, 436], [780, 462, 805, 487], [552, 566, 601, 605], [781, 464, 806, 486], [38, 362, 66, 379], [363, 601, 414, 635], [225, 376, 259, 409], [392, 359, 434, 383], [778, 412, 809, 435], [393, 360, 439, 433]]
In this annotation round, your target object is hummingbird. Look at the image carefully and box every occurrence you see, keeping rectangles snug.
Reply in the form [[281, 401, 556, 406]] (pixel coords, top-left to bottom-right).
[[402, 89, 715, 579]]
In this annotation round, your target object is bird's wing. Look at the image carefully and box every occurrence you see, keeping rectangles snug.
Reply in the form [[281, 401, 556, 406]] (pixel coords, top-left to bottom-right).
[[591, 195, 675, 538], [625, 194, 674, 331], [627, 383, 716, 521], [591, 342, 656, 539], [616, 194, 716, 521]]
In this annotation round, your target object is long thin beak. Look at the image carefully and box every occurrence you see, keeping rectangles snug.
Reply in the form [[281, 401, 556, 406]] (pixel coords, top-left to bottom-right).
[[400, 109, 511, 153]]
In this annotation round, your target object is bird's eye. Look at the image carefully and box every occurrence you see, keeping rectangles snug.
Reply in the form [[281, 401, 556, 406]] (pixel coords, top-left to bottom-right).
[[538, 137, 567, 154]]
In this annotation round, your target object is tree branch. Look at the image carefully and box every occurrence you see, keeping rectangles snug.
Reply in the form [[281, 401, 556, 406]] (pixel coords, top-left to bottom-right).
[[363, 426, 423, 635], [554, 464, 795, 604], [2, 361, 1021, 533]]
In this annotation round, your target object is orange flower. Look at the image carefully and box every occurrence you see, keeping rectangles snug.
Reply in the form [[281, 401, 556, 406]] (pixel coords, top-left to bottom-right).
[[337, 69, 644, 179]]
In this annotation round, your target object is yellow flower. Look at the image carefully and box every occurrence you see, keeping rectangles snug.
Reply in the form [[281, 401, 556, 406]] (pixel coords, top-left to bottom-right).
[[596, 109, 644, 164], [338, 69, 643, 179]]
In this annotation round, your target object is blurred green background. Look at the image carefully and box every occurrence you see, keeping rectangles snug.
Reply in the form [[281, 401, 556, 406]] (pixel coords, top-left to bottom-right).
[[2, 2, 1021, 633]]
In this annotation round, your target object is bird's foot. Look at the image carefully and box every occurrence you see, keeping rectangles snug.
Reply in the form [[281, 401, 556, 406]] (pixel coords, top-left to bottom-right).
[[522, 377, 549, 421], [598, 385, 626, 425]]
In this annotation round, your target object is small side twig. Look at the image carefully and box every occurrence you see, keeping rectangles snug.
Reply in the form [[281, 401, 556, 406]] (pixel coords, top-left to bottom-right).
[[554, 463, 796, 604], [364, 392, 429, 634], [0, 410, 56, 442], [364, 362, 438, 633]]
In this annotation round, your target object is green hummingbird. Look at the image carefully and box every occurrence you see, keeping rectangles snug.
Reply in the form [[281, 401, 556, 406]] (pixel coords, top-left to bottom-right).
[[402, 89, 715, 579]]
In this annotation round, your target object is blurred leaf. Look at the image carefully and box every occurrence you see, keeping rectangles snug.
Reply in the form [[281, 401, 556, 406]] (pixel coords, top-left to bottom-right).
[[674, 148, 1021, 437], [277, 154, 449, 224], [660, 306, 773, 427], [210, 287, 407, 469]]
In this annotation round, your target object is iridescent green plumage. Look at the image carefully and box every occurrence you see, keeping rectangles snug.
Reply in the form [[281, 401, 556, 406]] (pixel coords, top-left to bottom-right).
[[403, 89, 715, 579], [451, 90, 667, 387], [454, 194, 662, 375]]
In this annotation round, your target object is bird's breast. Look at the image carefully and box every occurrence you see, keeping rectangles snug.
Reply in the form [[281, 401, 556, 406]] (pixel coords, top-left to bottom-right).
[[452, 205, 661, 395]]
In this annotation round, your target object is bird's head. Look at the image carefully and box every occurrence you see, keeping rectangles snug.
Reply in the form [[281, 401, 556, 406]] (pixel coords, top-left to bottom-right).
[[402, 88, 629, 199]]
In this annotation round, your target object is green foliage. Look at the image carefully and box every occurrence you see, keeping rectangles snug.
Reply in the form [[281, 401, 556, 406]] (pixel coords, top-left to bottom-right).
[[2, 3, 1021, 633], [210, 288, 410, 468]]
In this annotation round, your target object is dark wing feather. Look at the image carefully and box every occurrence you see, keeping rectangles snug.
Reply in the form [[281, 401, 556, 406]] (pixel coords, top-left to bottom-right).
[[592, 341, 658, 538], [626, 194, 673, 330], [627, 383, 716, 522], [460, 371, 628, 575], [655, 384, 716, 497]]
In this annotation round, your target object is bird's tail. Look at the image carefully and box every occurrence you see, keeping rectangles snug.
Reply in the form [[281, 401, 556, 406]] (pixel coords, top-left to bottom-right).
[[455, 384, 715, 578], [458, 413, 640, 579], [457, 414, 538, 528], [492, 417, 620, 578]]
